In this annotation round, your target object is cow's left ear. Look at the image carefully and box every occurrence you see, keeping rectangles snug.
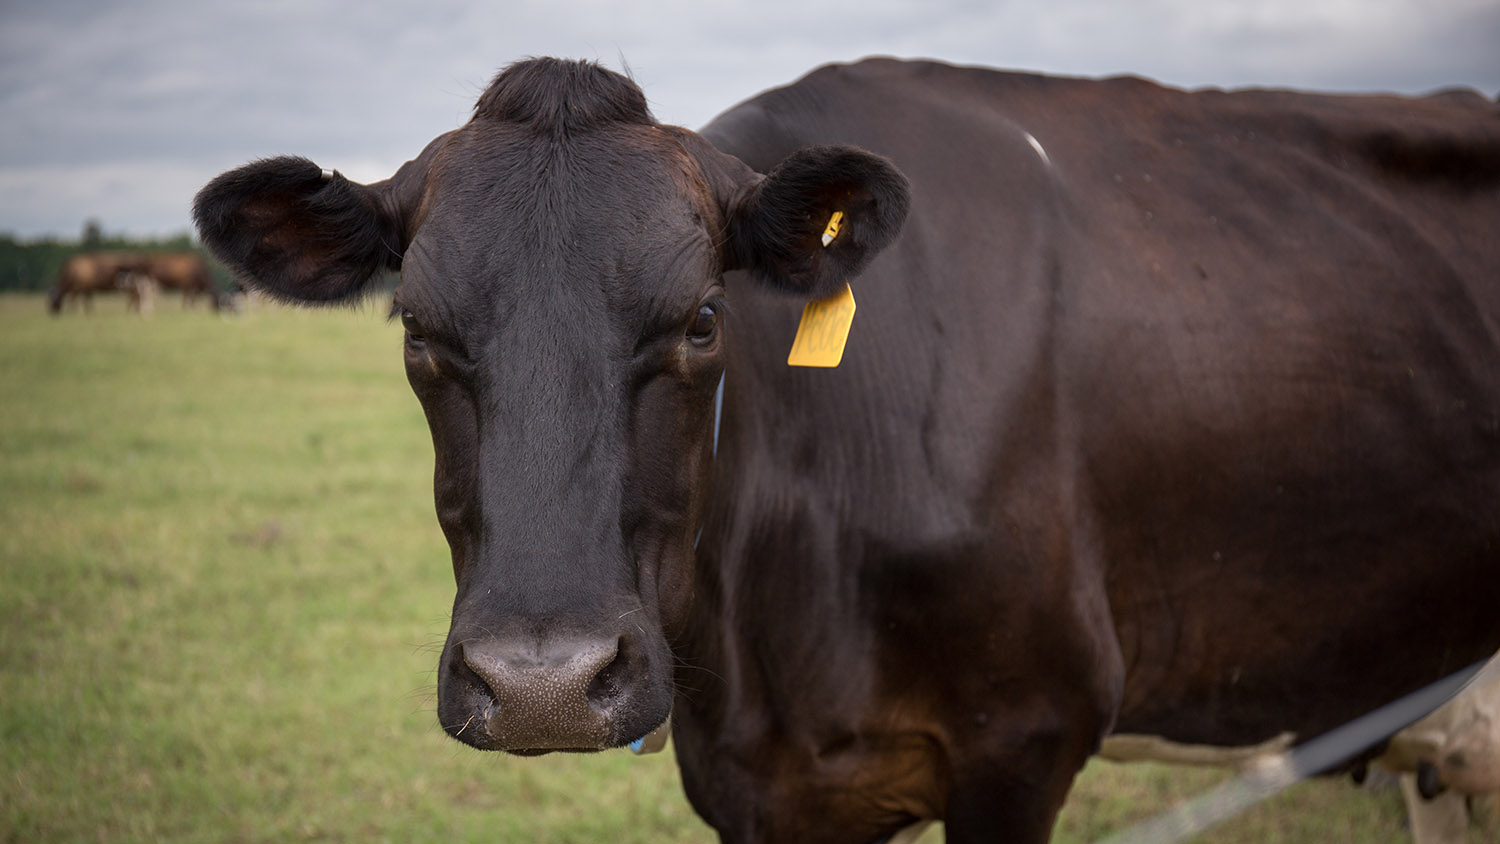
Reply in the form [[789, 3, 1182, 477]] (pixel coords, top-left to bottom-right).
[[726, 145, 910, 299]]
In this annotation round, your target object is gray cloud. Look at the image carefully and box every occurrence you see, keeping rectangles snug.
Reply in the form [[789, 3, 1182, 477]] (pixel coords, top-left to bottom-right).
[[1, 0, 1495, 238]]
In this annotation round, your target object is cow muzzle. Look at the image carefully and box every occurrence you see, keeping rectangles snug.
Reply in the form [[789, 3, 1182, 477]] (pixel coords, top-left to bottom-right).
[[439, 632, 664, 753]]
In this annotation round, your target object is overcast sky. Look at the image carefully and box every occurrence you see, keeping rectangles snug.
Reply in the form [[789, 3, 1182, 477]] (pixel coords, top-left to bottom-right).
[[2, 0, 1496, 240]]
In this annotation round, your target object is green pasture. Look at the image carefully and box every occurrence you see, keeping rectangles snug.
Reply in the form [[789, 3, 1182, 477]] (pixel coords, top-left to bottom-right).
[[1, 292, 1487, 842]]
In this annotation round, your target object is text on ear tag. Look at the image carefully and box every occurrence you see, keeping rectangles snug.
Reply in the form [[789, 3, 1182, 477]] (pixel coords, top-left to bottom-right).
[[821, 211, 844, 247], [788, 283, 856, 368]]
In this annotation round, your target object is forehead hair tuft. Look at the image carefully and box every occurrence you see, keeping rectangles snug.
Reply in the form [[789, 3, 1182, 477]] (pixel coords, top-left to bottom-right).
[[473, 58, 655, 134]]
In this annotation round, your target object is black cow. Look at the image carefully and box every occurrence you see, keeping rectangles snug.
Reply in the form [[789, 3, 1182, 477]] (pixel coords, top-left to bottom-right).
[[194, 58, 1500, 843]]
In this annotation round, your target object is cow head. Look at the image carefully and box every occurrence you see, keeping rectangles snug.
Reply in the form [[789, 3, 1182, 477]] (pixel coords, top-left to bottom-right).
[[194, 58, 908, 753]]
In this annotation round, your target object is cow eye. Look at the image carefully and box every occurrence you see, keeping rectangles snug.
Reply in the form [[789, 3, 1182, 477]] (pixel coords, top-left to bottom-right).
[[401, 310, 426, 345], [687, 302, 719, 346]]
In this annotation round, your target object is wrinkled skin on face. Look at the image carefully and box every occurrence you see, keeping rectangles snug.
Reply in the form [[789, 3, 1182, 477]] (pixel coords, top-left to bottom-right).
[[193, 58, 909, 754]]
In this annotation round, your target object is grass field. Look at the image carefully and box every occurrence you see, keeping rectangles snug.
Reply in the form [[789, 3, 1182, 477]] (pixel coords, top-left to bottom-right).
[[0, 292, 1485, 843]]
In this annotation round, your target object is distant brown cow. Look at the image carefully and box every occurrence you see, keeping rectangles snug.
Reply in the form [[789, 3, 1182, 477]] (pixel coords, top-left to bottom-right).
[[48, 251, 146, 314], [142, 252, 216, 309]]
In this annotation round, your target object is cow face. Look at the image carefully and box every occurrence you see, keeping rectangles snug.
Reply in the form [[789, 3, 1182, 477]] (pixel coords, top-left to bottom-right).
[[194, 59, 908, 753]]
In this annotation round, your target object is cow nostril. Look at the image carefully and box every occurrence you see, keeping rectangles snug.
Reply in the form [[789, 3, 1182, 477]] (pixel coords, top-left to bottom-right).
[[1416, 760, 1447, 799], [585, 644, 629, 708], [453, 645, 495, 703]]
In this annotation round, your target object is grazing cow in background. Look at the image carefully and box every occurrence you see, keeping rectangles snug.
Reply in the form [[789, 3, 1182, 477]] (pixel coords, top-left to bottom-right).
[[1097, 655, 1500, 844], [1377, 655, 1500, 844], [48, 251, 144, 314], [194, 58, 1500, 843], [142, 252, 217, 309]]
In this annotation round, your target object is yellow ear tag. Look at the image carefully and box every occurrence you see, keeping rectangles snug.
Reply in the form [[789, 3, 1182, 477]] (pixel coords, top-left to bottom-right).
[[820, 210, 844, 247], [787, 283, 856, 368]]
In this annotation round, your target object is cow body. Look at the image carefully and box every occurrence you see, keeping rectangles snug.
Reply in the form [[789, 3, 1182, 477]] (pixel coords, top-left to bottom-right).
[[677, 60, 1500, 840], [50, 251, 143, 313], [143, 252, 216, 308], [194, 58, 1500, 843]]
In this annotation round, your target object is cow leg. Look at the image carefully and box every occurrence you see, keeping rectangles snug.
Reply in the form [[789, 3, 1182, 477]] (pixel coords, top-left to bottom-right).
[[943, 723, 1098, 844], [1400, 774, 1470, 844], [884, 820, 935, 844], [946, 593, 1121, 842]]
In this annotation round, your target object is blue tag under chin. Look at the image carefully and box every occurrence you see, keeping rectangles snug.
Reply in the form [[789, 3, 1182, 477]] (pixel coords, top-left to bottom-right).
[[628, 713, 672, 755]]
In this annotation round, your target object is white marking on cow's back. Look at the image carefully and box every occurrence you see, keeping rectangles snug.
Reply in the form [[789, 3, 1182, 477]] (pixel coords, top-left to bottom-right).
[[1023, 130, 1051, 167]]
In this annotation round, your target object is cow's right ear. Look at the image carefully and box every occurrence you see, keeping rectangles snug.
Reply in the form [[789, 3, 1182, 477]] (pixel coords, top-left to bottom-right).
[[724, 145, 910, 300], [193, 140, 438, 303]]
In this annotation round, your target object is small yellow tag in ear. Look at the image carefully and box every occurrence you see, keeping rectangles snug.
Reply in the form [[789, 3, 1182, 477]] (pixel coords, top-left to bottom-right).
[[788, 283, 856, 368], [820, 210, 844, 247]]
